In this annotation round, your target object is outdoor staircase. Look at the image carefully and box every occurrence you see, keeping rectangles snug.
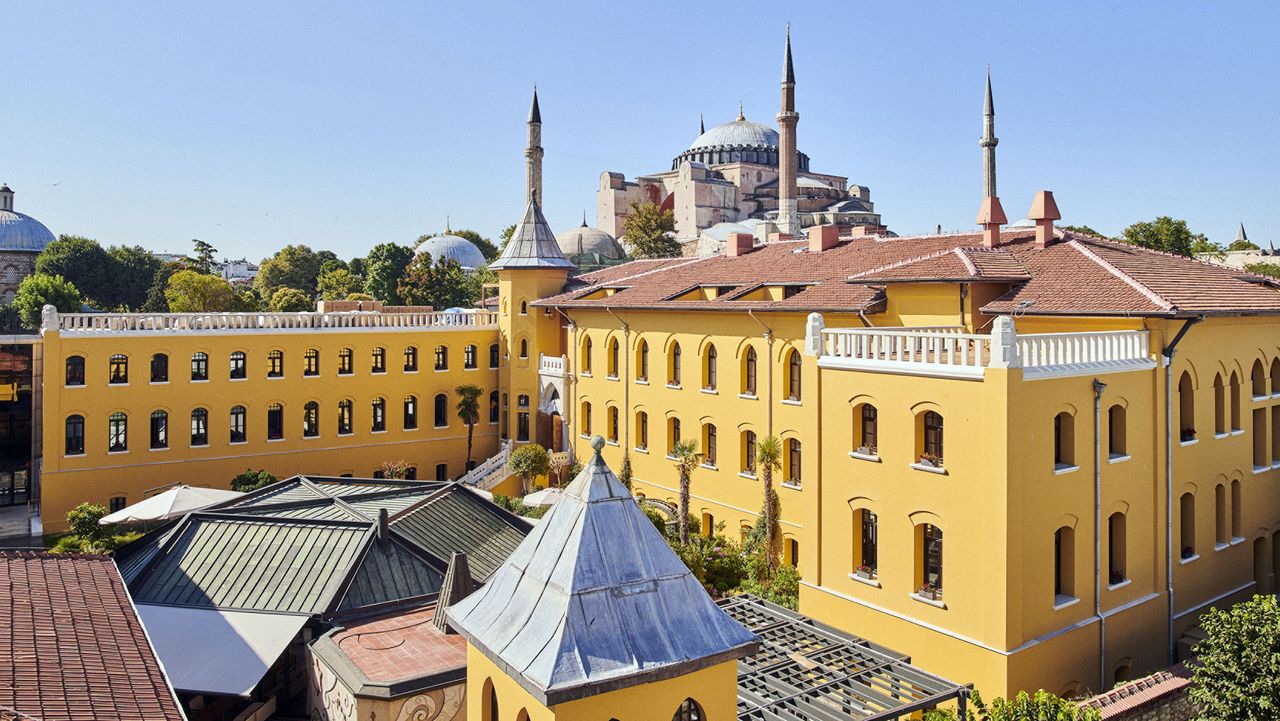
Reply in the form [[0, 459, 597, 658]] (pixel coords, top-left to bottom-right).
[[458, 441, 514, 491]]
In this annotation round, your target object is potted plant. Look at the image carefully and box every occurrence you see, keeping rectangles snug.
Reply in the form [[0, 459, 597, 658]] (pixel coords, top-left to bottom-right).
[[917, 583, 941, 601], [1182, 545, 1196, 560], [918, 452, 944, 469], [855, 564, 876, 580], [1181, 428, 1197, 442], [856, 445, 877, 457], [788, 393, 800, 402]]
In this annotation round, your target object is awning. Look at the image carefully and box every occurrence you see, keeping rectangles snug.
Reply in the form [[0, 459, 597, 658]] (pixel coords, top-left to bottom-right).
[[101, 485, 243, 525], [137, 604, 309, 697]]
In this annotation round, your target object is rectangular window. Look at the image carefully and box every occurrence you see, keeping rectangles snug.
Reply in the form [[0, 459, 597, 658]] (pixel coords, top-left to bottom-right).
[[861, 510, 878, 573], [404, 397, 418, 430], [490, 344, 500, 369], [436, 463, 448, 482], [434, 345, 448, 371], [404, 347, 418, 372], [268, 351, 284, 378], [65, 416, 84, 455], [304, 350, 319, 376], [923, 524, 943, 594], [860, 405, 878, 452], [150, 412, 167, 450], [230, 407, 246, 443], [66, 357, 85, 386], [191, 353, 208, 381], [109, 355, 128, 384], [191, 410, 208, 446], [637, 413, 648, 450], [338, 349, 353, 375], [229, 352, 246, 379], [517, 412, 530, 442], [372, 347, 386, 373], [267, 405, 284, 440], [372, 399, 386, 432], [465, 345, 477, 369], [110, 413, 128, 452], [109, 496, 126, 513], [151, 354, 168, 383]]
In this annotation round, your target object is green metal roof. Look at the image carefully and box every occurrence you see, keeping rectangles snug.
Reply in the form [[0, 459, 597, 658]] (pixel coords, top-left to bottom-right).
[[336, 539, 444, 611], [391, 488, 529, 580]]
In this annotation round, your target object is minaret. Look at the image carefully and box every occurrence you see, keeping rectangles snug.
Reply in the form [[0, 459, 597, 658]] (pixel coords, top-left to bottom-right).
[[699, 113, 705, 135], [975, 67, 1007, 247], [1237, 222, 1248, 245], [526, 85, 544, 208], [775, 26, 801, 237]]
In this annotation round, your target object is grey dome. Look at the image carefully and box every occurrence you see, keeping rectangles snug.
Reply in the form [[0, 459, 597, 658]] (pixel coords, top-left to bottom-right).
[[556, 224, 625, 260], [687, 118, 780, 152], [415, 233, 487, 270], [0, 186, 55, 253], [673, 114, 808, 172]]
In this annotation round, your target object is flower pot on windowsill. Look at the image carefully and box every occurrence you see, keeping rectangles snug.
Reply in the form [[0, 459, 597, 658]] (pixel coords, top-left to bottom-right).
[[917, 586, 941, 601], [1180, 429, 1197, 443], [857, 446, 877, 457], [917, 454, 943, 469], [855, 566, 876, 580]]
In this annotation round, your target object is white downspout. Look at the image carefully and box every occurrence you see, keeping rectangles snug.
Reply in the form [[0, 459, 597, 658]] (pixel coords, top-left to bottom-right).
[[1092, 378, 1107, 692]]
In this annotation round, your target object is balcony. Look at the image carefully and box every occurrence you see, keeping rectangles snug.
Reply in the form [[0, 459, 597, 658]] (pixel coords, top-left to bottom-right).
[[811, 317, 1155, 381], [47, 308, 499, 335], [539, 353, 568, 379]]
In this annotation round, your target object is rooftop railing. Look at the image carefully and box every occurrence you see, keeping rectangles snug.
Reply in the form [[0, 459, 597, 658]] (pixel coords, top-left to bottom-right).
[[46, 308, 498, 334], [539, 353, 567, 377]]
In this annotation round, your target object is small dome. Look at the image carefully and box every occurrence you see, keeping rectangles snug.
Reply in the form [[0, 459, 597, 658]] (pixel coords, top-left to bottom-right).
[[556, 223, 624, 260], [687, 118, 780, 152], [699, 222, 752, 242], [0, 186, 55, 253], [415, 233, 487, 271]]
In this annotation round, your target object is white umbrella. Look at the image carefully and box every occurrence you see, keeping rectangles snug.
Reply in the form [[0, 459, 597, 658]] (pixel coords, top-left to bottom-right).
[[522, 487, 564, 506], [100, 485, 244, 525]]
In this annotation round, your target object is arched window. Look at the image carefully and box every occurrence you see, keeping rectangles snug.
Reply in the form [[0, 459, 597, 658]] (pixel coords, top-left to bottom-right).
[[65, 415, 85, 455], [703, 344, 717, 390], [109, 411, 129, 452], [229, 351, 246, 379], [404, 396, 418, 430], [1252, 359, 1267, 399], [1230, 371, 1242, 431], [854, 508, 877, 578], [304, 348, 320, 376], [1213, 374, 1226, 435], [787, 439, 802, 486], [338, 348, 353, 375], [464, 344, 477, 369], [582, 336, 593, 374], [65, 356, 85, 386], [669, 342, 682, 386], [338, 399, 353, 435], [190, 352, 208, 381], [519, 339, 528, 359], [668, 417, 681, 455], [433, 393, 448, 427], [1215, 484, 1228, 546], [500, 393, 508, 440], [1108, 405, 1127, 458], [637, 340, 649, 381], [854, 403, 878, 455], [109, 354, 128, 384], [151, 353, 169, 383], [434, 345, 448, 371], [1054, 526, 1075, 601], [489, 343, 500, 369], [371, 347, 386, 373], [787, 349, 802, 401], [371, 397, 386, 432], [703, 423, 717, 466], [581, 401, 592, 435], [917, 523, 943, 599], [919, 411, 944, 466], [517, 395, 530, 441], [230, 405, 246, 443], [267, 403, 284, 440], [636, 411, 648, 450], [742, 430, 757, 475], [1178, 371, 1195, 441], [1272, 358, 1280, 396], [1054, 412, 1075, 469], [149, 410, 167, 449], [1108, 512, 1127, 584], [268, 350, 284, 377], [519, 300, 528, 315], [482, 679, 498, 721], [608, 338, 620, 378], [608, 406, 620, 443], [404, 346, 418, 372], [1180, 492, 1196, 559], [303, 401, 320, 437], [190, 408, 208, 446], [742, 347, 758, 396], [488, 391, 499, 424], [1231, 479, 1242, 539], [673, 698, 704, 721]]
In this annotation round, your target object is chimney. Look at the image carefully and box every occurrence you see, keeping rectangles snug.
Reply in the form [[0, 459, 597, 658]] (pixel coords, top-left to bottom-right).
[[807, 225, 839, 252], [976, 196, 1008, 248], [1028, 190, 1061, 248], [725, 232, 755, 257], [432, 550, 478, 634], [377, 508, 389, 547]]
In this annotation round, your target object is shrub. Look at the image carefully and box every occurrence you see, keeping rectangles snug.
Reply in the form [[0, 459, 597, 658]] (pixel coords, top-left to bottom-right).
[[492, 494, 549, 520], [49, 503, 140, 555], [923, 689, 1099, 721], [231, 469, 277, 493], [1188, 594, 1280, 720]]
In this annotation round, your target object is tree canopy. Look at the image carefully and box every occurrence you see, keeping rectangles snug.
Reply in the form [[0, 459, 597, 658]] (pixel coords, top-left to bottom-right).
[[1244, 262, 1280, 279], [317, 267, 363, 300], [1189, 594, 1280, 720], [107, 245, 164, 310], [622, 201, 680, 258], [188, 239, 218, 274], [164, 270, 238, 312], [12, 273, 81, 328], [363, 242, 414, 304], [398, 254, 470, 309], [268, 286, 312, 312], [35, 235, 113, 306], [255, 244, 325, 299], [1119, 217, 1205, 258]]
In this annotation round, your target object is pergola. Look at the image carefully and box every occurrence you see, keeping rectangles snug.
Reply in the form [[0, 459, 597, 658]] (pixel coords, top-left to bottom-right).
[[718, 595, 970, 721]]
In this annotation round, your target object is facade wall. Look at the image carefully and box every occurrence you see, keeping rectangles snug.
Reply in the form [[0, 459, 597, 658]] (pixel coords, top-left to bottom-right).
[[39, 324, 501, 530], [0, 250, 36, 303]]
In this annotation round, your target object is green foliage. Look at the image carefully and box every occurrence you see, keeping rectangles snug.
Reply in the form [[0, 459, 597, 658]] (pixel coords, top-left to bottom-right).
[[1192, 236, 1226, 259], [36, 235, 112, 306], [141, 262, 184, 312], [231, 468, 277, 493], [188, 239, 218, 275], [1227, 239, 1259, 252], [348, 257, 369, 280], [1119, 217, 1204, 258], [164, 270, 238, 312], [455, 384, 483, 463], [233, 287, 264, 312], [1188, 594, 1280, 720], [1061, 225, 1105, 238], [364, 242, 414, 304], [672, 529, 750, 596], [492, 494, 550, 520], [346, 292, 374, 301], [379, 460, 410, 479], [498, 224, 517, 249], [642, 506, 668, 535], [756, 434, 783, 568], [671, 438, 703, 544], [255, 244, 324, 299], [50, 503, 139, 554], [510, 443, 551, 493], [449, 229, 500, 261], [740, 555, 800, 609], [622, 201, 680, 258], [317, 267, 363, 300], [107, 245, 164, 309], [922, 689, 1099, 721], [398, 254, 470, 309], [566, 459, 584, 479], [618, 453, 633, 491], [12, 273, 81, 328], [463, 267, 498, 308], [268, 287, 312, 312], [1244, 262, 1280, 280]]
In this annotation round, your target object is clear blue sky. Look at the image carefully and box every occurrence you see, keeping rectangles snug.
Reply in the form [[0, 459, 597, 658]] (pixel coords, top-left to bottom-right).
[[2, 2, 1277, 260]]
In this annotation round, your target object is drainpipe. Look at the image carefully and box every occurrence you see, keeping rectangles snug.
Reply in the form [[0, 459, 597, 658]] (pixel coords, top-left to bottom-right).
[[1092, 377, 1107, 692], [1162, 316, 1202, 664], [747, 309, 774, 435], [605, 307, 630, 450]]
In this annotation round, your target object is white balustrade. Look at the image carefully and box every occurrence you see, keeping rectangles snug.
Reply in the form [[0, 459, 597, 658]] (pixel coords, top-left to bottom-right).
[[539, 354, 567, 377], [1015, 331, 1150, 369], [53, 310, 499, 334]]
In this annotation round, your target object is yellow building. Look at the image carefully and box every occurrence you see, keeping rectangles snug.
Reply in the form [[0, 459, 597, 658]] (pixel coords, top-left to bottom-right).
[[37, 306, 503, 531]]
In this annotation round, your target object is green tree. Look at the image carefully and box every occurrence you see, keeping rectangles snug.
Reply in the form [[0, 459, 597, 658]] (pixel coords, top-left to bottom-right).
[[106, 245, 164, 310], [398, 254, 470, 309], [142, 262, 184, 312], [12, 273, 81, 329], [364, 242, 414, 304], [1244, 262, 1280, 279], [348, 256, 369, 280], [346, 292, 374, 301], [1192, 236, 1227, 259], [463, 267, 498, 308], [188, 239, 218, 275], [670, 438, 703, 544], [498, 224, 517, 250], [231, 469, 277, 493], [1119, 217, 1203, 257], [1227, 238, 1260, 251], [755, 435, 783, 570], [622, 201, 679, 258], [255, 244, 324, 299], [509, 443, 550, 495], [164, 270, 238, 312], [1061, 225, 1105, 238], [35, 235, 112, 305], [923, 689, 1099, 721], [317, 267, 362, 300], [233, 287, 265, 312], [618, 453, 633, 492], [269, 287, 312, 312], [50, 503, 140, 555], [1188, 594, 1280, 720], [455, 384, 483, 466], [450, 229, 500, 261]]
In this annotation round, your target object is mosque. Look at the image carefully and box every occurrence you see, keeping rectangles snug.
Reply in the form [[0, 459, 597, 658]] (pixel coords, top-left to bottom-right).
[[0, 184, 56, 303]]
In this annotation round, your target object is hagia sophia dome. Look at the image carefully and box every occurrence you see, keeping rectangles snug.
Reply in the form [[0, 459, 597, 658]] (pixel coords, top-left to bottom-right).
[[414, 228, 488, 271], [555, 219, 625, 261], [671, 107, 809, 172], [0, 185, 56, 253]]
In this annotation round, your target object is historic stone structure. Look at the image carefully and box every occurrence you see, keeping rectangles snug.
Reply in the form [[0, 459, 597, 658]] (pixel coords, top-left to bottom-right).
[[0, 184, 56, 302]]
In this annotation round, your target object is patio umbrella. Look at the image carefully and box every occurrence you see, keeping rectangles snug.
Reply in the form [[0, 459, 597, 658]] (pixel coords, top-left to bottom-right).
[[100, 485, 244, 525], [521, 487, 564, 506]]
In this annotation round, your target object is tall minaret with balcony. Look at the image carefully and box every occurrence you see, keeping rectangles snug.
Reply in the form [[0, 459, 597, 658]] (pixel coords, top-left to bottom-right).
[[526, 85, 543, 208], [775, 27, 801, 237], [976, 68, 1007, 247]]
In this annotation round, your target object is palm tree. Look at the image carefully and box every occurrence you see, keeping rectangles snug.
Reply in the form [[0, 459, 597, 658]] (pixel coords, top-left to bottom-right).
[[756, 435, 783, 569], [671, 439, 702, 544], [455, 384, 483, 468]]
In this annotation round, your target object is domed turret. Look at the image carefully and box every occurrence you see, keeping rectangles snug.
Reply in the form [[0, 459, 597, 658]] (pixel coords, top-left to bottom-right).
[[556, 216, 625, 261], [414, 226, 488, 271]]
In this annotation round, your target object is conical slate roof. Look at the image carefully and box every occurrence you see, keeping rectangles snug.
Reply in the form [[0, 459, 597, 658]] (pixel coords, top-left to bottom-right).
[[489, 196, 576, 270], [447, 437, 758, 705]]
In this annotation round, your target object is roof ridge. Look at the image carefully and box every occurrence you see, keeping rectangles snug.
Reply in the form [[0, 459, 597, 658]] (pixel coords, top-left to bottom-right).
[[848, 247, 958, 279], [954, 248, 979, 276], [1067, 240, 1174, 311], [584, 256, 706, 289]]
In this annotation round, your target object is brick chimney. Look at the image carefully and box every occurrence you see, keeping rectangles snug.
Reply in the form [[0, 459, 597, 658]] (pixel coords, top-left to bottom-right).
[[1028, 190, 1061, 248], [807, 225, 839, 252], [976, 196, 1008, 248], [726, 232, 755, 257]]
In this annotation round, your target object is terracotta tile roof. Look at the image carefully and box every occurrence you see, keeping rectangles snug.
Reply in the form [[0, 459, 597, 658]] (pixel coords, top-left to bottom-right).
[[0, 551, 185, 721], [330, 605, 467, 684], [1079, 665, 1192, 719], [535, 229, 1280, 317]]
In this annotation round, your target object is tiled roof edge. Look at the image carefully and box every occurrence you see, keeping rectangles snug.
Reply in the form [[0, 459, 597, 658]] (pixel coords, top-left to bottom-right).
[[1068, 239, 1175, 311]]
